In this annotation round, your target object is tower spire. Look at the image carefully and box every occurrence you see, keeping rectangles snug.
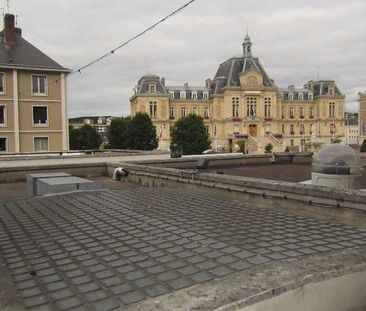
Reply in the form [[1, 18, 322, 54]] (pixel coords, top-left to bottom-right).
[[242, 31, 252, 57]]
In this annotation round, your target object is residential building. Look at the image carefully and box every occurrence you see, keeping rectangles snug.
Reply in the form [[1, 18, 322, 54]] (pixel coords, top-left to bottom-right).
[[0, 14, 70, 154], [69, 116, 114, 143], [359, 92, 366, 144], [130, 34, 345, 153]]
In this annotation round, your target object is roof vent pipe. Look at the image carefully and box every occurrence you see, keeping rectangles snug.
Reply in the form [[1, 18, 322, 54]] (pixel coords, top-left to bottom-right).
[[113, 167, 129, 181]]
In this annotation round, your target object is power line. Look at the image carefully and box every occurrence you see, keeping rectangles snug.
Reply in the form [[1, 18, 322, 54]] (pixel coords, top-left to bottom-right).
[[18, 0, 197, 96], [69, 0, 197, 77]]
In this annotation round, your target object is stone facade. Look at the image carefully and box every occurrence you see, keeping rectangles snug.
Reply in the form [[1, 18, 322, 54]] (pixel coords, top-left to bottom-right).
[[130, 34, 345, 153], [0, 14, 70, 154], [359, 92, 366, 144]]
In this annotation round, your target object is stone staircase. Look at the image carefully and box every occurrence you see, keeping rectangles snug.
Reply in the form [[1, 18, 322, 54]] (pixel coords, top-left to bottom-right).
[[247, 133, 284, 154]]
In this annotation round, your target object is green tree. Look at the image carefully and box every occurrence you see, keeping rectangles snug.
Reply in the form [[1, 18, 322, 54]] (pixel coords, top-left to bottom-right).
[[69, 125, 80, 150], [170, 114, 211, 157], [127, 113, 158, 150], [265, 143, 273, 153], [361, 139, 366, 152], [69, 124, 101, 150], [107, 117, 130, 149]]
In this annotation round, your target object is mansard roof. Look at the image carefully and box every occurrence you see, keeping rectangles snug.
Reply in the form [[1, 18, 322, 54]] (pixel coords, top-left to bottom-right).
[[312, 80, 343, 96], [136, 74, 167, 93], [211, 53, 275, 94]]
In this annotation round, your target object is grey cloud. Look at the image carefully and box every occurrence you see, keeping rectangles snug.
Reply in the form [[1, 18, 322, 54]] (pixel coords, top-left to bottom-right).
[[11, 0, 366, 116]]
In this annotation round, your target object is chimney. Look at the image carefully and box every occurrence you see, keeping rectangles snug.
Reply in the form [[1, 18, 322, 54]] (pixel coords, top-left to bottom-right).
[[205, 78, 212, 89], [184, 82, 188, 89], [4, 14, 17, 46]]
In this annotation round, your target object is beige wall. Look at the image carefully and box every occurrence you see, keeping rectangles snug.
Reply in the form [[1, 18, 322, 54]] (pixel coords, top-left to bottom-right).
[[19, 132, 62, 152], [0, 69, 67, 153]]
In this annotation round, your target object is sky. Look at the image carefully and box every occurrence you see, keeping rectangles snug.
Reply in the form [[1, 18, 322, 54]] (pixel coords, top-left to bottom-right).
[[7, 0, 366, 117]]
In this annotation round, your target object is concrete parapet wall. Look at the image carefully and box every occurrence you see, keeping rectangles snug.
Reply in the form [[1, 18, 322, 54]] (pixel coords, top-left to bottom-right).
[[0, 163, 107, 183], [113, 162, 366, 212]]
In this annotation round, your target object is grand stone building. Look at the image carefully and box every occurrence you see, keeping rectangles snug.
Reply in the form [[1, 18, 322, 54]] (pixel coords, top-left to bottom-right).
[[359, 92, 366, 143], [130, 34, 345, 153]]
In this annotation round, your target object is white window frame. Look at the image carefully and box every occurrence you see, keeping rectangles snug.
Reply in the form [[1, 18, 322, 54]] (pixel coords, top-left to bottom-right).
[[204, 107, 209, 119], [0, 72, 6, 95], [33, 136, 49, 152], [288, 93, 293, 101], [169, 106, 175, 119], [308, 93, 313, 100], [180, 91, 186, 99], [32, 105, 49, 127], [192, 91, 197, 100], [192, 107, 197, 115], [0, 136, 7, 152], [0, 105, 6, 127], [298, 93, 303, 100], [31, 74, 48, 96], [149, 101, 157, 118], [169, 91, 174, 99], [203, 92, 209, 100], [181, 106, 186, 117]]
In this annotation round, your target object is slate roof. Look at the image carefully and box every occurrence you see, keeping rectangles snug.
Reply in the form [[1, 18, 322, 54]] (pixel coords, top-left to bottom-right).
[[0, 30, 69, 71], [211, 54, 275, 94], [312, 80, 343, 96], [136, 74, 167, 93]]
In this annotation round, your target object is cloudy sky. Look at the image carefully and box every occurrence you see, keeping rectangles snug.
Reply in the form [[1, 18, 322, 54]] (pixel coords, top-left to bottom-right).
[[9, 0, 366, 116]]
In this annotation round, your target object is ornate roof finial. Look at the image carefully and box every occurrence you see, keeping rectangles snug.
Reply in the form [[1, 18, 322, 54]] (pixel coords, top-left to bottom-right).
[[242, 30, 252, 57]]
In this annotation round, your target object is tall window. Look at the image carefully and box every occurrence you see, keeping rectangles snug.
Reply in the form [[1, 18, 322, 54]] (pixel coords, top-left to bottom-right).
[[290, 124, 294, 134], [329, 102, 335, 117], [309, 107, 314, 118], [0, 105, 5, 125], [204, 107, 209, 119], [32, 75, 47, 95], [33, 106, 48, 126], [169, 107, 175, 119], [203, 92, 209, 100], [289, 107, 294, 118], [232, 97, 239, 117], [0, 72, 5, 94], [234, 124, 239, 133], [281, 124, 285, 134], [300, 123, 304, 134], [264, 97, 271, 117], [299, 107, 304, 118], [246, 97, 257, 117], [34, 137, 48, 152], [149, 101, 157, 118], [181, 106, 186, 117], [0, 137, 6, 152], [192, 107, 197, 115]]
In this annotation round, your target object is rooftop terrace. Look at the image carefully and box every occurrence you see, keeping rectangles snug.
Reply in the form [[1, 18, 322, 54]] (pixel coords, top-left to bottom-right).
[[1, 152, 366, 310]]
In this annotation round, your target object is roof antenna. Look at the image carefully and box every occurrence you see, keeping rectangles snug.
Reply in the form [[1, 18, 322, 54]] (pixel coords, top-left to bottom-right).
[[317, 64, 320, 81], [6, 0, 9, 13]]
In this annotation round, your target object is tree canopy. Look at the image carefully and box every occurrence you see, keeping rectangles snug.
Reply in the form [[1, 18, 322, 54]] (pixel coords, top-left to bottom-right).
[[127, 113, 158, 150], [69, 124, 102, 150], [107, 117, 130, 149], [170, 114, 211, 157]]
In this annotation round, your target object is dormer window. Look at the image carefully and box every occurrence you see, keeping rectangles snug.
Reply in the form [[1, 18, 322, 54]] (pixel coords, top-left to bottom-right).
[[308, 93, 313, 100], [279, 92, 283, 99], [329, 86, 334, 95], [298, 93, 303, 100], [203, 92, 209, 100], [180, 91, 186, 99], [192, 91, 197, 100], [288, 93, 293, 101], [149, 84, 156, 93], [169, 91, 174, 99]]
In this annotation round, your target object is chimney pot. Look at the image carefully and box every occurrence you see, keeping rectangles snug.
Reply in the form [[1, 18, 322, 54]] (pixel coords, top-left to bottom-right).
[[4, 14, 17, 46]]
